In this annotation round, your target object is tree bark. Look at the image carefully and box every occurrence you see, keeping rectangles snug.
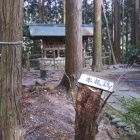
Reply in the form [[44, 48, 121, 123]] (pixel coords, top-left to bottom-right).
[[122, 0, 124, 56], [41, 0, 44, 23], [113, 0, 120, 63], [134, 0, 139, 47], [126, 14, 129, 54], [131, 5, 135, 45], [92, 0, 102, 72], [0, 0, 24, 140], [38, 0, 42, 22], [49, 0, 52, 23], [38, 0, 44, 23], [63, 0, 66, 24], [60, 0, 83, 94], [75, 85, 101, 140], [112, 0, 114, 44], [83, 0, 87, 24]]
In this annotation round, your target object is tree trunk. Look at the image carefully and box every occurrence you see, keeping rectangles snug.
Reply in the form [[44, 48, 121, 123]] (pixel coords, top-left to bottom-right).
[[113, 0, 120, 63], [38, 0, 42, 22], [112, 0, 114, 44], [49, 0, 52, 23], [75, 85, 101, 140], [41, 0, 44, 23], [83, 0, 87, 24], [0, 0, 24, 140], [125, 14, 129, 54], [92, 0, 102, 72], [134, 0, 139, 47], [63, 0, 66, 24], [122, 0, 124, 56], [131, 1, 135, 45], [38, 0, 44, 23], [60, 0, 83, 94]]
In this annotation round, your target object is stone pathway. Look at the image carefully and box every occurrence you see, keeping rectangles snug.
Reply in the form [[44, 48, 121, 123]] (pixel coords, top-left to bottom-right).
[[84, 66, 140, 111]]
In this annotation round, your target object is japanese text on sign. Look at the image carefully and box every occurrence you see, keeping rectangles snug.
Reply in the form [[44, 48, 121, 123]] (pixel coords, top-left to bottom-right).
[[78, 74, 114, 92]]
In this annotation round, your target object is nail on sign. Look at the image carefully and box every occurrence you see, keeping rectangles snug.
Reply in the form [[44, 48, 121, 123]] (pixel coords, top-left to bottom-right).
[[78, 74, 114, 92]]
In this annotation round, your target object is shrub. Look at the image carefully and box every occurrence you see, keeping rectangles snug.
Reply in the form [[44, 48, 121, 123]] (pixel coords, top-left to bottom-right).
[[120, 97, 140, 137], [121, 44, 140, 64]]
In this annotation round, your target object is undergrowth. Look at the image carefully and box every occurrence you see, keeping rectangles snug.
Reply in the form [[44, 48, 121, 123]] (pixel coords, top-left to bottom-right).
[[121, 44, 140, 64]]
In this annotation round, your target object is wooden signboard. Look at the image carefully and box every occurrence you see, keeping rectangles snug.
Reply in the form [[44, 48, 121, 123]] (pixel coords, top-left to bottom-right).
[[78, 74, 114, 92]]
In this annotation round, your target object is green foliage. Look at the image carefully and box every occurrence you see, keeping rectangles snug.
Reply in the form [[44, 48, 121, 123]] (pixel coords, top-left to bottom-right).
[[82, 0, 94, 24], [121, 44, 140, 63], [120, 97, 140, 136]]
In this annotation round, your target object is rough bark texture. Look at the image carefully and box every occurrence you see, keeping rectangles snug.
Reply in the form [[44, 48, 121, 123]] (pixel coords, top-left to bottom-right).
[[92, 0, 102, 72], [0, 0, 24, 140], [75, 85, 101, 140], [114, 0, 120, 63], [61, 0, 83, 93]]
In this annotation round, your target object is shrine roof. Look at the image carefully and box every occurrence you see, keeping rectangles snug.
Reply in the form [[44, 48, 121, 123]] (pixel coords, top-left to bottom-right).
[[27, 24, 93, 39]]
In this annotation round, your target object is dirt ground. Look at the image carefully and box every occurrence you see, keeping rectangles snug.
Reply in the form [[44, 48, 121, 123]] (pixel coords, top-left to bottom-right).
[[22, 66, 140, 140]]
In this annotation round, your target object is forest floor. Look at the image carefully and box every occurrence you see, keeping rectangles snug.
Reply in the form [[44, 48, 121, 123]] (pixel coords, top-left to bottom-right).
[[22, 64, 140, 140]]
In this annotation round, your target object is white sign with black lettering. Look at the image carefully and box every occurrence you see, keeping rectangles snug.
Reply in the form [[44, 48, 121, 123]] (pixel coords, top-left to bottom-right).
[[78, 74, 114, 92]]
